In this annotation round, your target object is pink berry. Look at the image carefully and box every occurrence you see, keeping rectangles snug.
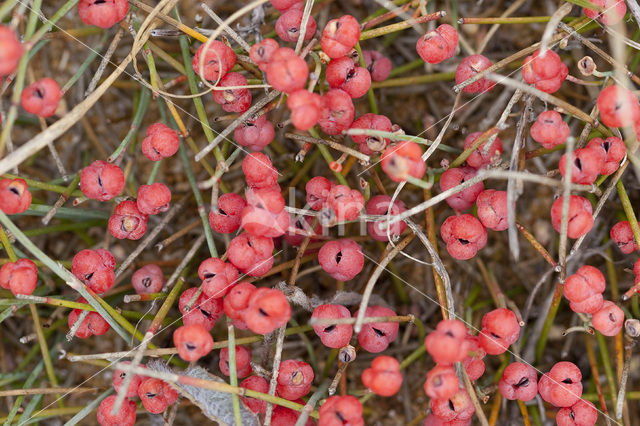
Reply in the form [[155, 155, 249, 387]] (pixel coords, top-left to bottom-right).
[[563, 265, 606, 314], [192, 40, 236, 82], [586, 136, 626, 175], [80, 161, 124, 201], [179, 287, 223, 331], [273, 400, 316, 426], [584, 0, 627, 25], [321, 15, 361, 59], [327, 184, 364, 222], [249, 38, 280, 72], [287, 89, 323, 131], [113, 362, 144, 398], [462, 335, 486, 381], [318, 239, 364, 281], [423, 415, 471, 426], [499, 362, 538, 401], [209, 193, 246, 234], [463, 132, 503, 168], [212, 72, 251, 113], [276, 359, 314, 400], [0, 258, 38, 296], [265, 47, 309, 93], [556, 399, 598, 426], [131, 264, 165, 294], [71, 249, 116, 294], [241, 186, 290, 238], [311, 304, 353, 348], [97, 395, 136, 426], [275, 6, 317, 42], [440, 214, 487, 260], [137, 183, 171, 215], [284, 216, 321, 246], [530, 110, 570, 149], [381, 141, 426, 182], [141, 122, 180, 161], [476, 189, 509, 231], [455, 55, 495, 94], [424, 365, 459, 400], [550, 195, 594, 239], [326, 56, 371, 99], [356, 305, 399, 353], [318, 88, 355, 135], [610, 221, 638, 254], [68, 307, 110, 338], [349, 113, 393, 155], [0, 25, 23, 77], [0, 178, 31, 214], [234, 114, 275, 151], [78, 0, 128, 29], [424, 319, 469, 365], [559, 146, 605, 185], [242, 152, 279, 189], [223, 281, 256, 324], [591, 300, 624, 336], [597, 85, 640, 128], [219, 346, 252, 378], [366, 195, 407, 241], [362, 355, 402, 396], [270, 0, 302, 12], [439, 167, 484, 211], [318, 395, 364, 426], [242, 287, 292, 334], [240, 376, 269, 414], [538, 361, 583, 408], [416, 24, 458, 64], [108, 200, 148, 240], [306, 176, 333, 210], [138, 378, 177, 414], [198, 257, 239, 299], [522, 49, 568, 93], [363, 50, 392, 81], [478, 308, 520, 355], [173, 323, 214, 362], [21, 78, 62, 118], [430, 389, 475, 422]]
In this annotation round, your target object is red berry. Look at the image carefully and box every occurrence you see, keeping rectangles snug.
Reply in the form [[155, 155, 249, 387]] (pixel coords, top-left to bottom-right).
[[192, 40, 236, 82], [71, 249, 116, 293], [439, 167, 484, 211], [234, 114, 275, 151], [113, 362, 144, 398], [563, 265, 606, 314], [318, 239, 364, 281], [97, 395, 136, 426], [311, 304, 353, 348], [327, 184, 364, 222], [559, 147, 605, 185], [241, 186, 290, 238], [108, 200, 148, 240], [138, 377, 172, 414], [179, 287, 223, 331], [276, 359, 314, 400], [228, 233, 275, 277], [349, 113, 393, 155], [362, 355, 402, 396], [320, 15, 361, 59], [424, 319, 469, 365], [242, 152, 279, 189], [270, 0, 302, 12], [199, 257, 239, 299], [538, 361, 583, 408], [287, 89, 323, 131], [273, 401, 316, 426], [476, 189, 509, 231], [0, 25, 23, 77], [78, 0, 128, 29], [597, 85, 640, 128], [249, 38, 280, 71], [423, 415, 471, 426], [0, 259, 37, 296], [21, 78, 62, 118], [240, 375, 269, 414], [478, 308, 520, 355], [366, 195, 407, 241], [591, 300, 624, 336], [463, 132, 503, 168], [266, 47, 309, 93], [363, 50, 392, 81], [610, 220, 638, 254], [173, 323, 214, 361], [132, 264, 165, 294], [430, 389, 475, 422], [275, 6, 317, 42], [530, 110, 570, 149], [326, 56, 371, 99], [141, 122, 180, 161], [318, 88, 355, 135], [584, 0, 627, 25], [455, 55, 495, 94], [416, 24, 458, 64], [284, 216, 321, 246], [556, 399, 598, 426], [219, 346, 252, 378], [498, 362, 538, 401], [550, 195, 594, 239], [223, 281, 256, 324], [440, 214, 487, 260], [522, 49, 568, 93], [586, 136, 626, 175], [80, 161, 124, 201], [462, 334, 486, 381], [381, 141, 426, 182], [356, 305, 399, 353], [242, 287, 292, 334], [137, 183, 171, 215], [68, 308, 110, 338], [306, 176, 333, 210], [424, 365, 459, 400], [211, 72, 252, 113], [209, 193, 246, 234], [318, 395, 364, 426], [0, 178, 31, 214]]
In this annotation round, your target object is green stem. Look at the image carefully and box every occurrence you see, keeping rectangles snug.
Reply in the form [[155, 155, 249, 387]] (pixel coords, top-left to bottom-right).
[[108, 88, 151, 162], [535, 284, 564, 362], [0, 225, 17, 261], [62, 32, 109, 94], [227, 321, 242, 426], [355, 42, 378, 114], [1, 174, 83, 197], [615, 180, 640, 248], [29, 304, 62, 406], [371, 72, 456, 89]]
